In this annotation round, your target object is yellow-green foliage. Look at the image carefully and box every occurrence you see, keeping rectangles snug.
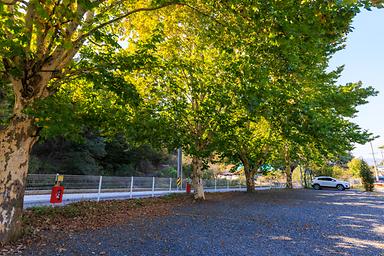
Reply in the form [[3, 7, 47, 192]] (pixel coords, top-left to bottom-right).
[[347, 158, 363, 178]]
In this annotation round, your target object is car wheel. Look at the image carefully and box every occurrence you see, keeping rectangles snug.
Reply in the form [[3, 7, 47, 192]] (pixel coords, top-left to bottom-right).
[[336, 184, 345, 191], [313, 184, 321, 190]]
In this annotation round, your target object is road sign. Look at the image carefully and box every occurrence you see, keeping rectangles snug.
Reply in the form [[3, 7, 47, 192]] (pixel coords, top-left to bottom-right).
[[56, 175, 64, 182], [177, 177, 182, 187]]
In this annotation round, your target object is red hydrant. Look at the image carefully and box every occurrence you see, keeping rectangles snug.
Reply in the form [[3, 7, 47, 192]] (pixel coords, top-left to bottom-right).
[[186, 182, 191, 194]]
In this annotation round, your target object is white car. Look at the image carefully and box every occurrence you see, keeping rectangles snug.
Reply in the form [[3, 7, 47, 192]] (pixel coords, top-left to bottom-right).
[[311, 176, 350, 191]]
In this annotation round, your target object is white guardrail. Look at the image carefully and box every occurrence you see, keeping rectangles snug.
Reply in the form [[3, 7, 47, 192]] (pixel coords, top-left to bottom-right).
[[24, 174, 292, 208]]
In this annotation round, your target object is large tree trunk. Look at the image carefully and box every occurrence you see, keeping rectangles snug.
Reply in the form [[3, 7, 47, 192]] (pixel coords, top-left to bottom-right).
[[244, 169, 256, 193], [285, 165, 293, 189], [285, 164, 297, 189], [0, 116, 38, 242], [303, 168, 308, 188], [242, 159, 255, 193], [191, 156, 205, 200]]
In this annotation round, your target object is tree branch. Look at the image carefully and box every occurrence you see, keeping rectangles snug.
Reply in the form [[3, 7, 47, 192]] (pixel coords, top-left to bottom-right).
[[74, 2, 182, 44], [0, 0, 26, 5]]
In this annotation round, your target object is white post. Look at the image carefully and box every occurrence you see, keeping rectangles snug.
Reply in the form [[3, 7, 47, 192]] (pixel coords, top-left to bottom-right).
[[130, 176, 134, 199], [152, 176, 155, 197], [214, 178, 217, 192], [227, 179, 229, 190], [169, 177, 172, 192], [97, 176, 102, 202]]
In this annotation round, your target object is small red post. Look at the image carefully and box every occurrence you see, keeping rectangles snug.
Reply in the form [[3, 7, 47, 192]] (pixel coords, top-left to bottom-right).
[[50, 186, 64, 204], [50, 174, 64, 204], [186, 183, 191, 193]]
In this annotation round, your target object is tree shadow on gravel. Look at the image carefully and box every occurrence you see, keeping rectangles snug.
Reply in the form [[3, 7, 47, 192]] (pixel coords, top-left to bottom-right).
[[312, 190, 384, 255], [5, 190, 384, 256]]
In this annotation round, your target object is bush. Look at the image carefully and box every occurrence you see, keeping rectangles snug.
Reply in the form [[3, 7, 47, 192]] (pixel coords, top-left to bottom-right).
[[359, 160, 374, 192]]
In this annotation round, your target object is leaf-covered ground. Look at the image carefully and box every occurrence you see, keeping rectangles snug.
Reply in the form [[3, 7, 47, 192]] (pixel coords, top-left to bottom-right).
[[0, 194, 193, 255], [2, 190, 384, 255]]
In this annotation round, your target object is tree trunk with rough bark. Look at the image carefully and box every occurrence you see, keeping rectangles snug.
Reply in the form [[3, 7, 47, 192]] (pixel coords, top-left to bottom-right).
[[303, 169, 308, 188], [245, 170, 256, 192], [242, 159, 255, 193], [0, 116, 38, 242], [284, 144, 294, 189], [191, 156, 205, 200], [285, 165, 293, 189]]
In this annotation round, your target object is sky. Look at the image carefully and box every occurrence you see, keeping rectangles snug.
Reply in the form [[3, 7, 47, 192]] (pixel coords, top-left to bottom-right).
[[328, 8, 384, 164]]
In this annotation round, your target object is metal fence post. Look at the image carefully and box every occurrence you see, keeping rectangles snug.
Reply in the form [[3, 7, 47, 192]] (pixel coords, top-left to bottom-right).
[[214, 178, 217, 192], [130, 176, 133, 199], [97, 176, 102, 202], [152, 176, 155, 197], [239, 179, 241, 190], [169, 177, 172, 192], [227, 179, 229, 190]]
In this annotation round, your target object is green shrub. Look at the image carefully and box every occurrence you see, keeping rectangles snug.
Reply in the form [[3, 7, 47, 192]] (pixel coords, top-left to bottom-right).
[[359, 160, 374, 192]]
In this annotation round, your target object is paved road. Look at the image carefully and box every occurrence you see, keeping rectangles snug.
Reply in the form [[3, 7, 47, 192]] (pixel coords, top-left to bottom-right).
[[22, 189, 384, 256], [23, 186, 276, 208]]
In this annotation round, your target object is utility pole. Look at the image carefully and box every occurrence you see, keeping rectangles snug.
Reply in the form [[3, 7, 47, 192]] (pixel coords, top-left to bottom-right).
[[370, 142, 379, 181]]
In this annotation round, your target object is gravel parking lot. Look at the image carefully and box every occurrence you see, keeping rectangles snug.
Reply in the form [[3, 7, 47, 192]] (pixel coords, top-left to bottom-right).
[[22, 189, 384, 256]]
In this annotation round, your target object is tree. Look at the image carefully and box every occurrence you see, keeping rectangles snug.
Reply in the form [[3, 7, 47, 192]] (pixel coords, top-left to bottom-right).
[[216, 114, 279, 192], [274, 82, 377, 188], [217, 0, 378, 190], [347, 158, 364, 178], [360, 160, 375, 191], [0, 0, 185, 241], [128, 8, 238, 199]]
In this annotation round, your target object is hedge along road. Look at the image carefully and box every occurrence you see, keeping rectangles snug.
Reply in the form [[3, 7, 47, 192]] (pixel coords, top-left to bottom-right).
[[20, 189, 384, 256]]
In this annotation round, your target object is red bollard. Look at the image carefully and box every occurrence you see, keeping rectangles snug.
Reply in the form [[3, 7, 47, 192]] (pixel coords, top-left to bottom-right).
[[186, 183, 191, 194], [50, 186, 64, 204]]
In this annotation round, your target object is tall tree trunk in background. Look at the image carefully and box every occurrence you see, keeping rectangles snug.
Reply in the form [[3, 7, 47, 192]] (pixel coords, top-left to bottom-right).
[[303, 168, 308, 188], [284, 144, 294, 189], [299, 166, 303, 188], [191, 156, 205, 200], [0, 116, 38, 241]]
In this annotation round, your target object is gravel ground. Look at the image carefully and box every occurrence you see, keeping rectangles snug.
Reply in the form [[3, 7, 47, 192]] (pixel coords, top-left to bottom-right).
[[21, 189, 384, 256]]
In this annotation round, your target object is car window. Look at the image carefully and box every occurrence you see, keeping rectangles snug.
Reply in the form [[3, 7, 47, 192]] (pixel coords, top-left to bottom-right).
[[318, 178, 327, 181], [325, 178, 333, 181]]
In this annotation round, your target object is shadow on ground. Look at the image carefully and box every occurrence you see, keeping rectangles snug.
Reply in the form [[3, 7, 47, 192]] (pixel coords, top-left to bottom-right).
[[21, 189, 384, 256]]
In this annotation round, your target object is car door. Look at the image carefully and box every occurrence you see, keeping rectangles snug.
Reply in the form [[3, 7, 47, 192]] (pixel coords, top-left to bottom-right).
[[323, 178, 336, 188], [317, 178, 328, 187], [329, 178, 337, 188]]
